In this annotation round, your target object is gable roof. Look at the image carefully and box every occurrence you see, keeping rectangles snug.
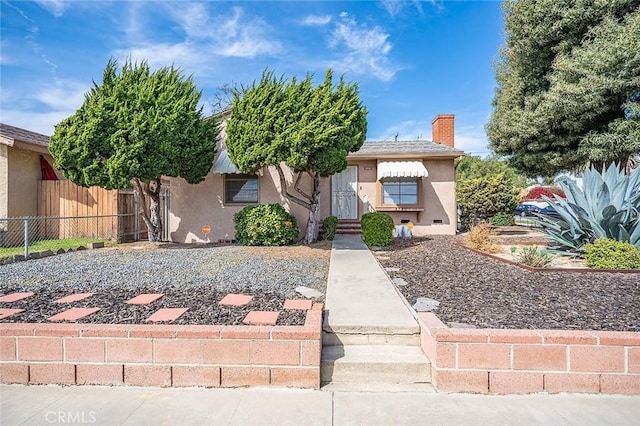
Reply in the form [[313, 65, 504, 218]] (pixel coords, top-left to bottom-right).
[[0, 123, 50, 154], [349, 139, 463, 159]]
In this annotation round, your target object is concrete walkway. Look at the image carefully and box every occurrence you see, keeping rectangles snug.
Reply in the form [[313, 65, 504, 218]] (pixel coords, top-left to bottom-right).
[[2, 384, 639, 425], [323, 235, 417, 336]]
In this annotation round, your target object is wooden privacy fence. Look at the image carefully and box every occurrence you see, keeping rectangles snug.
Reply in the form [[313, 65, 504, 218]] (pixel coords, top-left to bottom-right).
[[37, 181, 150, 242]]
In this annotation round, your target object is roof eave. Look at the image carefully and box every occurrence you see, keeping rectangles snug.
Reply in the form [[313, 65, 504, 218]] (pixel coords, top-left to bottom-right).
[[348, 151, 464, 160]]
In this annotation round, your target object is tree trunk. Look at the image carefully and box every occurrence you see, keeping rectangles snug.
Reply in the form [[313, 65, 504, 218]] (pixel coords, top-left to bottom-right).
[[303, 172, 321, 244], [133, 178, 162, 242]]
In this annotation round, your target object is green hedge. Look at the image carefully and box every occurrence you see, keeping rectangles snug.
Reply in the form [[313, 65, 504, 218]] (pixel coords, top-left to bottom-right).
[[361, 212, 394, 246], [233, 204, 298, 246], [583, 238, 640, 269], [490, 212, 514, 226], [322, 216, 338, 241]]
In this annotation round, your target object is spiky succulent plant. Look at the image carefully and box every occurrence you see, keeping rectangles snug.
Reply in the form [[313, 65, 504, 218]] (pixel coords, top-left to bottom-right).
[[536, 164, 640, 254]]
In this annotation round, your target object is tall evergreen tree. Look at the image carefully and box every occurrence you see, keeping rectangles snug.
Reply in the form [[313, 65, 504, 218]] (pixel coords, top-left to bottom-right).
[[487, 1, 640, 176], [226, 70, 367, 243], [49, 60, 219, 241]]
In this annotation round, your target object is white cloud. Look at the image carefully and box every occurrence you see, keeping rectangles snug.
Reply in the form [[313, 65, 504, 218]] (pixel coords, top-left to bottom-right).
[[34, 80, 88, 112], [1, 80, 89, 135], [34, 0, 69, 17], [379, 0, 438, 17], [455, 124, 491, 156], [328, 15, 397, 81], [114, 4, 281, 76], [300, 14, 332, 26], [115, 42, 206, 71]]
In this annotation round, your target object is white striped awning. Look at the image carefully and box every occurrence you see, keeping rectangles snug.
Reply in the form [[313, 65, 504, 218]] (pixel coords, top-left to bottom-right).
[[377, 161, 428, 180], [211, 149, 241, 174]]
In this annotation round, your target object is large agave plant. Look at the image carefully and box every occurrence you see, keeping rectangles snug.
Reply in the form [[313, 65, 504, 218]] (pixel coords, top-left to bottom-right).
[[536, 163, 640, 254]]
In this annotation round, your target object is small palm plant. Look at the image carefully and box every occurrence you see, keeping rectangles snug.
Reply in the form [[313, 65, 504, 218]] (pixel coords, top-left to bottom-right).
[[536, 163, 640, 254]]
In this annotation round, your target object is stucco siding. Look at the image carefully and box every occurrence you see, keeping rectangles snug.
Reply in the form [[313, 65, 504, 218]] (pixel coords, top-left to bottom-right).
[[169, 165, 331, 243], [7, 147, 41, 217], [0, 144, 8, 219], [348, 158, 457, 235]]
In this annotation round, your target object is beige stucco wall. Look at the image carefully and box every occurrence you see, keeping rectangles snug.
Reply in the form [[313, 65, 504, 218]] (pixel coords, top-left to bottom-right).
[[169, 165, 331, 243], [348, 158, 457, 235], [0, 144, 8, 219], [6, 146, 42, 217]]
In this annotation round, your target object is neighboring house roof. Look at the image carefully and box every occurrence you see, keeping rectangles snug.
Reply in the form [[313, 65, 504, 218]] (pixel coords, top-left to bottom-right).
[[0, 123, 50, 154], [350, 140, 463, 159]]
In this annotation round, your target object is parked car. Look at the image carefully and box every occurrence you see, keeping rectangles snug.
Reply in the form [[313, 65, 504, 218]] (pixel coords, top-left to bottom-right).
[[514, 203, 542, 217], [539, 204, 561, 217]]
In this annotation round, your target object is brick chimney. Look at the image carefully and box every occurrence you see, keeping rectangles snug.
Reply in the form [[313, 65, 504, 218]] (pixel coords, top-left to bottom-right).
[[432, 114, 455, 148]]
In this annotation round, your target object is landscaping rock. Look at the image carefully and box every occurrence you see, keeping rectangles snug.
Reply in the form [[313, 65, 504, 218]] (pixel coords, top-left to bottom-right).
[[12, 255, 25, 262], [448, 322, 477, 329], [392, 278, 408, 286], [88, 242, 104, 249], [378, 236, 640, 332], [56, 249, 66, 255], [295, 286, 324, 299], [412, 297, 440, 312], [40, 250, 54, 258]]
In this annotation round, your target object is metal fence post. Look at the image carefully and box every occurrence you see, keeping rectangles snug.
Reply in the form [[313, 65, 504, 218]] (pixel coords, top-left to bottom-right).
[[133, 190, 139, 241], [23, 218, 29, 258]]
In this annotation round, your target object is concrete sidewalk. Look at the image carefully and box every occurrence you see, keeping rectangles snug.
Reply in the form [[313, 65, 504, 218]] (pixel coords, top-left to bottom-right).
[[2, 385, 639, 425], [323, 235, 418, 336]]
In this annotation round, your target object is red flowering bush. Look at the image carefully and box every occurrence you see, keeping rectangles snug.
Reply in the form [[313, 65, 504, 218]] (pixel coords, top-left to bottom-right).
[[523, 186, 565, 201]]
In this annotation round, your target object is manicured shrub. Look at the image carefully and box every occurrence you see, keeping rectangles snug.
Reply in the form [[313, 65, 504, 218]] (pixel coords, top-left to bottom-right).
[[583, 238, 640, 269], [322, 216, 338, 241], [361, 212, 394, 247], [490, 212, 514, 226], [515, 245, 554, 268], [465, 223, 501, 253], [233, 204, 298, 246]]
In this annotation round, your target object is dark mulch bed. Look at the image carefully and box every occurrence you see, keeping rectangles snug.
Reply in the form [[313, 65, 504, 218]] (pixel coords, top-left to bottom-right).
[[377, 236, 640, 332], [0, 287, 306, 326]]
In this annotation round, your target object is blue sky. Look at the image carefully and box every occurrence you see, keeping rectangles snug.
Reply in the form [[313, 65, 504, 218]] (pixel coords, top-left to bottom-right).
[[1, 0, 504, 155]]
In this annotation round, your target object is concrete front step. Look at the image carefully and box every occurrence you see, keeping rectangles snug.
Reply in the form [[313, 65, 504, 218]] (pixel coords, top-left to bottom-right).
[[320, 382, 436, 393], [321, 345, 431, 384], [323, 331, 420, 346]]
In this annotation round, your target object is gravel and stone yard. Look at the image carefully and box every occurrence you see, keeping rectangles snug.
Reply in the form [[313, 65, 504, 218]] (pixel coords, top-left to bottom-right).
[[377, 235, 640, 332], [0, 242, 330, 326]]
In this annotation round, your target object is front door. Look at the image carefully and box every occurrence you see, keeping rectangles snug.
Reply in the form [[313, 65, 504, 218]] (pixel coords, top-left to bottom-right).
[[332, 166, 358, 219]]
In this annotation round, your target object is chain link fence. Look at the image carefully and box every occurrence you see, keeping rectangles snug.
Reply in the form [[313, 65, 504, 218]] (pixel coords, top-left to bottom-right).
[[0, 214, 136, 260]]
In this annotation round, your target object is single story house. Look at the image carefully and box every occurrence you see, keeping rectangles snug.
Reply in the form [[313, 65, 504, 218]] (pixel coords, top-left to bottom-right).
[[168, 114, 463, 243], [0, 123, 61, 219]]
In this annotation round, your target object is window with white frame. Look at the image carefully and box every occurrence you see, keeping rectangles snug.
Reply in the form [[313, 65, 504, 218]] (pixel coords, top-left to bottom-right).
[[382, 178, 418, 205], [224, 174, 258, 204]]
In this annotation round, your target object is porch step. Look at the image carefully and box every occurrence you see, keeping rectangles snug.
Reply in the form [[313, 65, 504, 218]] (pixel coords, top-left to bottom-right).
[[321, 345, 431, 384], [320, 382, 436, 392], [336, 220, 362, 235], [323, 330, 421, 346]]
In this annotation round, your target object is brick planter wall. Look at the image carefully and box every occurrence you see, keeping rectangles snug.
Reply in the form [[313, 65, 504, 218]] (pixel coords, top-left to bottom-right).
[[419, 313, 640, 395], [0, 304, 322, 389]]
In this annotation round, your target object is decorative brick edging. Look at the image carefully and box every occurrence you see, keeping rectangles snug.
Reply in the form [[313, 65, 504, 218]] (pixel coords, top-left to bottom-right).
[[0, 304, 323, 389], [418, 313, 640, 395]]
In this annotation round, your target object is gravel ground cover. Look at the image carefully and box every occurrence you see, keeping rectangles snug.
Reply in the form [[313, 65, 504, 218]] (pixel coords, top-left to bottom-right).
[[0, 242, 330, 326], [377, 236, 640, 332]]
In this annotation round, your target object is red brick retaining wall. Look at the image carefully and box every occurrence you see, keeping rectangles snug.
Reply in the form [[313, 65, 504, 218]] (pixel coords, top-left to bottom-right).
[[0, 305, 322, 389], [419, 313, 640, 395]]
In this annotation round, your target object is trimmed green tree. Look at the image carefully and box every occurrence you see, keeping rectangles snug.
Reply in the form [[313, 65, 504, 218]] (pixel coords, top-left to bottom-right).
[[49, 59, 219, 241], [487, 1, 640, 176], [226, 70, 367, 244]]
